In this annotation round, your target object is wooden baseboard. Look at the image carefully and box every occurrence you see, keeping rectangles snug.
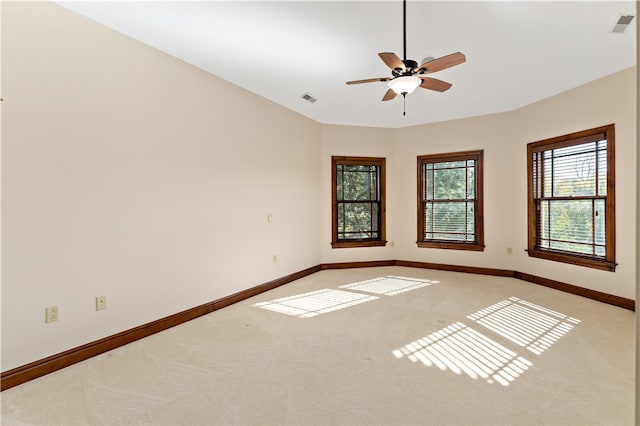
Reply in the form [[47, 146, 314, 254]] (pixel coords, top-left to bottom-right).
[[0, 265, 321, 391], [320, 260, 395, 270], [319, 259, 634, 310], [2, 260, 633, 391], [394, 260, 516, 277], [392, 260, 634, 311], [320, 259, 514, 277], [515, 271, 635, 311]]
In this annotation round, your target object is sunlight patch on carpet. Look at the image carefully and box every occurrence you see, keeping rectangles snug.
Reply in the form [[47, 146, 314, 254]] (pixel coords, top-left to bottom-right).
[[255, 289, 378, 318], [467, 297, 580, 355], [339, 275, 436, 296], [393, 322, 532, 386]]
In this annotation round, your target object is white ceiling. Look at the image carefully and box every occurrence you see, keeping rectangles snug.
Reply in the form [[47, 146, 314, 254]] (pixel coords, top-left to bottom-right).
[[57, 1, 637, 129]]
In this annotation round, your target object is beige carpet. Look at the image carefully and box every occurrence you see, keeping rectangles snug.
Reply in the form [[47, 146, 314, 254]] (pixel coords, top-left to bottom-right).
[[1, 267, 635, 425]]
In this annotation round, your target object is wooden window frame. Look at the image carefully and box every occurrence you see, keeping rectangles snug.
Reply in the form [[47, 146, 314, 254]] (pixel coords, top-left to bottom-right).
[[416, 150, 484, 251], [526, 124, 616, 272], [331, 156, 387, 249]]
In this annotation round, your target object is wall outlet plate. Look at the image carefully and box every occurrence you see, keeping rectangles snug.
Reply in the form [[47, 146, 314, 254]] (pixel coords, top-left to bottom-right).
[[45, 306, 59, 323]]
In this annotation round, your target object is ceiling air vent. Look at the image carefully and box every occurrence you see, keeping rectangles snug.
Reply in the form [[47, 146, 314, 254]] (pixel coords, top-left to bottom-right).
[[301, 93, 317, 103], [610, 14, 635, 34]]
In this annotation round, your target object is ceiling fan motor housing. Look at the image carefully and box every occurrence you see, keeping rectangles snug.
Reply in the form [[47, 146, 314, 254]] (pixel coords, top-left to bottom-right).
[[393, 59, 419, 76], [403, 59, 418, 70]]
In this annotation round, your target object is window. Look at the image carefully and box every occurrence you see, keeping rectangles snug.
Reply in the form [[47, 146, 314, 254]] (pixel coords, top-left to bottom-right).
[[332, 156, 386, 248], [417, 150, 484, 250], [527, 124, 615, 271]]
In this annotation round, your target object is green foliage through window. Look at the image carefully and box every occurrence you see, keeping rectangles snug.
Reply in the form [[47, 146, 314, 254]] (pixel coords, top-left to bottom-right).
[[332, 157, 386, 248], [418, 150, 484, 250], [527, 124, 615, 271]]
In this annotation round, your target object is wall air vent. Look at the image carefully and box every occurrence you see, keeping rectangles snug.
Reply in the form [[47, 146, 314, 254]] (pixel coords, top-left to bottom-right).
[[301, 93, 317, 103], [610, 14, 635, 34]]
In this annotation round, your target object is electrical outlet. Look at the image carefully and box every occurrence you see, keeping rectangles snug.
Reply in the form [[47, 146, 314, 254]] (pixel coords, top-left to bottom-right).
[[267, 213, 273, 223], [272, 254, 277, 263], [507, 247, 514, 255], [96, 296, 107, 311], [45, 306, 59, 323]]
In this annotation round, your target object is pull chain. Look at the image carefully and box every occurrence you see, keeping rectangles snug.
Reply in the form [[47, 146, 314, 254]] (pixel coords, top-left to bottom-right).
[[403, 93, 406, 116]]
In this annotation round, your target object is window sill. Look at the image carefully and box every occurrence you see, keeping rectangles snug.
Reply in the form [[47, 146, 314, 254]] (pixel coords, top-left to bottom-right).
[[332, 240, 388, 249], [527, 249, 616, 272], [417, 241, 485, 251]]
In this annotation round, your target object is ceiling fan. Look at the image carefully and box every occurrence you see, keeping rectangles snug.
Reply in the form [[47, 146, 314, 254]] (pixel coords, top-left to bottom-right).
[[346, 0, 466, 112]]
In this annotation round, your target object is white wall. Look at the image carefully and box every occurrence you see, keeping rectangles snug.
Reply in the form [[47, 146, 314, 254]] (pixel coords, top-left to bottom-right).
[[394, 112, 518, 270], [392, 68, 635, 300], [1, 2, 321, 371], [513, 67, 636, 300], [319, 124, 395, 264], [1, 1, 636, 374], [319, 68, 636, 300]]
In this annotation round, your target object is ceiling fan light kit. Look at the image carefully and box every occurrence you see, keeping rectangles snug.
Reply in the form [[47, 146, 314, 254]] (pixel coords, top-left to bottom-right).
[[388, 75, 421, 95], [346, 0, 466, 115]]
